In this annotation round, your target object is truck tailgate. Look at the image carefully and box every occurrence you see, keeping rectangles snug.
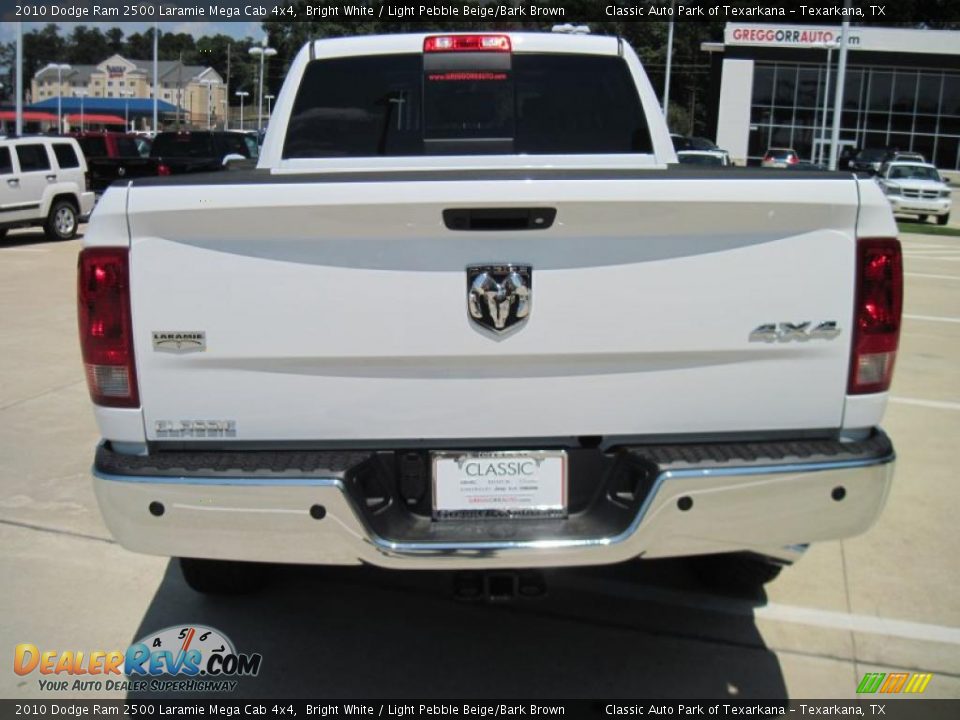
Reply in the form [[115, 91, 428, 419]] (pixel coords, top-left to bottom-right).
[[126, 173, 859, 442]]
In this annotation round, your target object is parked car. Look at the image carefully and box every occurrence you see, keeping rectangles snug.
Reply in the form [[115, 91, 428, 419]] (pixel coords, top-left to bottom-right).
[[83, 31, 900, 597], [671, 134, 731, 164], [884, 151, 925, 164], [788, 160, 829, 171], [839, 146, 859, 170], [850, 147, 891, 175], [676, 150, 730, 166], [0, 136, 95, 240], [227, 130, 260, 160], [73, 132, 161, 193], [761, 147, 799, 168], [149, 131, 254, 175], [875, 161, 952, 225]]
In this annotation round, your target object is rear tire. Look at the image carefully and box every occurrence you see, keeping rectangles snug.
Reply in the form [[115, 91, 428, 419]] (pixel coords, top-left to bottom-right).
[[44, 199, 78, 241], [178, 557, 270, 595], [937, 213, 950, 226], [688, 553, 784, 594], [917, 214, 929, 223]]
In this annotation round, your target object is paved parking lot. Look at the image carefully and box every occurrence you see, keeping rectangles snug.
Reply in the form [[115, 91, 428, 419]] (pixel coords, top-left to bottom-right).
[[1, 225, 958, 700]]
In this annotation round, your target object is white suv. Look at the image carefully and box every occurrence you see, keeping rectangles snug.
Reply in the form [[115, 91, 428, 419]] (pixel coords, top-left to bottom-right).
[[0, 136, 96, 241]]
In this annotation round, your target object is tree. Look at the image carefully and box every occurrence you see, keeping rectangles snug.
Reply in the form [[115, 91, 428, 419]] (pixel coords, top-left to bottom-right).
[[159, 32, 196, 61], [22, 24, 65, 85], [195, 34, 258, 105], [123, 30, 155, 61], [106, 27, 125, 55], [67, 26, 111, 64]]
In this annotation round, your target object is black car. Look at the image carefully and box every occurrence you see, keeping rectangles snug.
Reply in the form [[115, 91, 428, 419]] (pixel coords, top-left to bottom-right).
[[149, 131, 254, 175], [850, 147, 892, 175]]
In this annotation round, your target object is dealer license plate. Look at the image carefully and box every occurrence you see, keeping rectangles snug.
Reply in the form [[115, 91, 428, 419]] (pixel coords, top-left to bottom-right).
[[432, 450, 568, 520]]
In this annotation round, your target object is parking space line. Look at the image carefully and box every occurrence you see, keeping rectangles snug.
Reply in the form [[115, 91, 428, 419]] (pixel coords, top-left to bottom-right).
[[890, 396, 960, 411], [556, 577, 960, 645], [905, 273, 960, 281], [903, 313, 960, 324]]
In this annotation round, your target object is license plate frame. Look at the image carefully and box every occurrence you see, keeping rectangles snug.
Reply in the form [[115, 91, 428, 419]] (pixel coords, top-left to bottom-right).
[[431, 450, 568, 520]]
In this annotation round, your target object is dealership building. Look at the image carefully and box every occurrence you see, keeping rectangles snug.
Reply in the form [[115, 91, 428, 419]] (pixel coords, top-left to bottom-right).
[[704, 24, 960, 169]]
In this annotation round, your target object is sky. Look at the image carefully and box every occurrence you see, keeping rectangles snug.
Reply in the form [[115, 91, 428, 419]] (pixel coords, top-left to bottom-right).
[[0, 21, 266, 44]]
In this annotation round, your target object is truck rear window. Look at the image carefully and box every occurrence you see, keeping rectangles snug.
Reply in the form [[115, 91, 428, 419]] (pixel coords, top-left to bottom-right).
[[284, 53, 652, 158]]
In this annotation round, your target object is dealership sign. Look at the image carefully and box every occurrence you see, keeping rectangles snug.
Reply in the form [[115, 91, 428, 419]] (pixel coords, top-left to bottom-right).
[[725, 23, 959, 55], [726, 24, 860, 48]]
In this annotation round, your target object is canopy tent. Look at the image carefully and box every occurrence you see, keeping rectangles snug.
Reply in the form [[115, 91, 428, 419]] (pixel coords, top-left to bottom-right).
[[65, 113, 125, 126], [0, 110, 57, 122]]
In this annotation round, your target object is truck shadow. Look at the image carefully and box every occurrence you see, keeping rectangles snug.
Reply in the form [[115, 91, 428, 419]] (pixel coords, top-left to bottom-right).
[[126, 558, 788, 699]]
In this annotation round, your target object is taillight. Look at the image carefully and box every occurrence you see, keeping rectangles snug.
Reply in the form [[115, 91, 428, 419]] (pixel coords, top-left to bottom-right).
[[423, 35, 511, 53], [849, 238, 902, 395], [788, 155, 799, 164], [157, 164, 171, 176], [77, 248, 139, 408]]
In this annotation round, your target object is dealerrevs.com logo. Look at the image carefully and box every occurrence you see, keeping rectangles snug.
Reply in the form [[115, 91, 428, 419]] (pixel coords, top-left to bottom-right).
[[14, 625, 262, 693]]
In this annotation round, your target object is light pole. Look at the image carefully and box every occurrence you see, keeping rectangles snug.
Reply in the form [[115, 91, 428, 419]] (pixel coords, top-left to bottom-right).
[[816, 41, 839, 166], [152, 22, 159, 133], [49, 63, 71, 133], [235, 90, 249, 130], [249, 42, 277, 133], [121, 90, 134, 131], [663, 1, 675, 121], [75, 90, 88, 132], [829, 8, 852, 172], [200, 79, 217, 130], [16, 22, 23, 136], [265, 94, 275, 120]]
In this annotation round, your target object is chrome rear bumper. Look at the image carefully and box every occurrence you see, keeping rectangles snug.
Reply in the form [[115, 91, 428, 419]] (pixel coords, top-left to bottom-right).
[[92, 434, 894, 570]]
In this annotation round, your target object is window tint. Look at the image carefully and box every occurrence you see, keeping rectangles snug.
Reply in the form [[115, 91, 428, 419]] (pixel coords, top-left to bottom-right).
[[114, 137, 140, 157], [151, 133, 215, 158], [53, 143, 80, 169], [16, 144, 51, 172], [284, 53, 651, 158], [219, 134, 250, 158], [78, 136, 108, 157], [0, 147, 11, 175]]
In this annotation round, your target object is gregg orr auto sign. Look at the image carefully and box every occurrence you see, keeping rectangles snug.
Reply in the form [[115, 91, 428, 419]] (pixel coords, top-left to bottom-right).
[[726, 24, 860, 48], [725, 24, 956, 55]]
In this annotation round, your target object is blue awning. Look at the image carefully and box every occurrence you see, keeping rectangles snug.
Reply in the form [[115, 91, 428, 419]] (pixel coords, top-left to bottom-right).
[[31, 97, 178, 114]]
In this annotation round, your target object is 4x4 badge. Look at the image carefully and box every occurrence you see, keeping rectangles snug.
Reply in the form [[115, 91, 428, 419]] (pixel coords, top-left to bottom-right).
[[467, 265, 532, 334]]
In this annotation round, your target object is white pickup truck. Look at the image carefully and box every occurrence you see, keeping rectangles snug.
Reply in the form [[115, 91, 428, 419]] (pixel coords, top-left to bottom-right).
[[80, 31, 901, 596]]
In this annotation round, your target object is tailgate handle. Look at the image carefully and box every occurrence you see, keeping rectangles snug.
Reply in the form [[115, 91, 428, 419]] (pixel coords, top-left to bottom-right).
[[443, 208, 556, 231]]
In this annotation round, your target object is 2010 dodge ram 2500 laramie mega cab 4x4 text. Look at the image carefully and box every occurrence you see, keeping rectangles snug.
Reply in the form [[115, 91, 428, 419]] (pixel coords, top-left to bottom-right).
[[80, 32, 900, 595]]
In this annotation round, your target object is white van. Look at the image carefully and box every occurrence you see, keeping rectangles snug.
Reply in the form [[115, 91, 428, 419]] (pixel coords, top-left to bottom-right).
[[0, 136, 96, 241]]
